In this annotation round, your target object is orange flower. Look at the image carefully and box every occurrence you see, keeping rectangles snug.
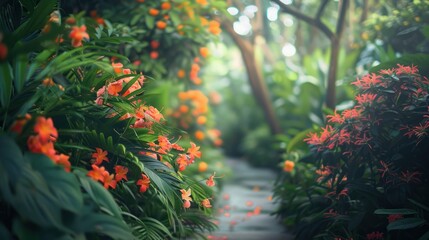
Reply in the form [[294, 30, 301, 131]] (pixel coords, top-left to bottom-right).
[[149, 8, 159, 16], [283, 160, 295, 172], [180, 188, 192, 201], [69, 25, 89, 47], [198, 161, 208, 172], [102, 172, 117, 189], [177, 69, 185, 78], [92, 148, 109, 165], [183, 200, 191, 208], [156, 21, 167, 30], [208, 20, 221, 35], [136, 0, 144, 2], [145, 106, 164, 122], [201, 198, 212, 208], [88, 164, 108, 182], [27, 135, 56, 160], [137, 174, 151, 193], [55, 154, 71, 172], [196, 0, 208, 6], [10, 114, 31, 134], [194, 130, 205, 140], [34, 116, 58, 142], [161, 2, 171, 10], [196, 116, 207, 125], [187, 142, 202, 160], [206, 172, 215, 187], [179, 105, 189, 113], [111, 62, 123, 74], [114, 165, 128, 181], [150, 51, 159, 59], [42, 77, 55, 86], [176, 154, 188, 171], [65, 17, 76, 25], [199, 47, 209, 58], [107, 80, 123, 96]]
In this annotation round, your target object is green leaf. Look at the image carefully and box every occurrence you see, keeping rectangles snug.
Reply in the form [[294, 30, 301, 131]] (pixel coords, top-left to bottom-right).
[[145, 15, 155, 29], [387, 218, 426, 231], [76, 171, 123, 220], [13, 54, 29, 93], [28, 153, 83, 214], [0, 61, 13, 108], [369, 54, 429, 77], [71, 213, 134, 240], [418, 230, 429, 240], [12, 0, 57, 43], [374, 208, 418, 215], [287, 129, 313, 152], [169, 12, 180, 26]]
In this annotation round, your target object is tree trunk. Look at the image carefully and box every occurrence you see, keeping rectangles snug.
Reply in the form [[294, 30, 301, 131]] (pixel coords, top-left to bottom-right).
[[222, 19, 282, 135]]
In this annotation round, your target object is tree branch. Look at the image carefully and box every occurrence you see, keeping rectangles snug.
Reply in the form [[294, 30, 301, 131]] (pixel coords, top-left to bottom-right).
[[336, 0, 349, 36], [271, 0, 334, 40], [316, 0, 329, 20]]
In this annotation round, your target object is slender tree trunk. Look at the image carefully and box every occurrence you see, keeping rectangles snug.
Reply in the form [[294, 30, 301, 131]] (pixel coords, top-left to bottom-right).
[[326, 37, 339, 109], [222, 19, 282, 135]]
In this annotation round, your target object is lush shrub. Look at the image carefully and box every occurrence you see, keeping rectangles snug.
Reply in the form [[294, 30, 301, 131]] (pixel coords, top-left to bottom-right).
[[275, 65, 429, 239], [0, 1, 222, 239]]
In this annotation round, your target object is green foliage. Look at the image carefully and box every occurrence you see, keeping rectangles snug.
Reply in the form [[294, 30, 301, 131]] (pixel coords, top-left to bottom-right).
[[0, 0, 224, 239], [279, 65, 429, 239]]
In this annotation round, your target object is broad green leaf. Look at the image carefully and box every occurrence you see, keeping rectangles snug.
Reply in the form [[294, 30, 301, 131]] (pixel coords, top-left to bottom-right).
[[145, 15, 155, 29], [71, 213, 134, 240], [387, 218, 426, 231], [77, 171, 123, 220], [28, 153, 83, 214], [374, 208, 417, 215], [0, 61, 13, 108]]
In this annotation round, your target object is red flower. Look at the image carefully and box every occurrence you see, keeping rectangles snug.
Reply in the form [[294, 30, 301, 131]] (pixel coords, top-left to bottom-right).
[[88, 164, 108, 182], [92, 148, 109, 165], [187, 142, 202, 161], [395, 64, 418, 75], [352, 73, 382, 89], [137, 174, 150, 193], [55, 154, 71, 172], [387, 214, 403, 223], [366, 231, 384, 240], [206, 173, 216, 187], [342, 108, 361, 120], [27, 135, 56, 160], [102, 172, 117, 189], [201, 198, 212, 208], [114, 165, 128, 181], [34, 116, 58, 142], [69, 25, 90, 47], [327, 111, 344, 124], [355, 93, 377, 105], [176, 154, 188, 171]]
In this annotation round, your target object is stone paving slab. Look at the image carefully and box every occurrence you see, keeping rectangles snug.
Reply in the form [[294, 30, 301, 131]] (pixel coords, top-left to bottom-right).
[[208, 158, 294, 240]]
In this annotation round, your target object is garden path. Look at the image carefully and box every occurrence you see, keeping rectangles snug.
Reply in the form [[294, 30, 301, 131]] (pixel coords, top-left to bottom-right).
[[207, 158, 294, 240]]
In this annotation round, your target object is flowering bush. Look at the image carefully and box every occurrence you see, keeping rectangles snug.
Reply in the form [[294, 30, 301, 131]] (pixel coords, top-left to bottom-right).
[[275, 65, 429, 239], [0, 1, 221, 239]]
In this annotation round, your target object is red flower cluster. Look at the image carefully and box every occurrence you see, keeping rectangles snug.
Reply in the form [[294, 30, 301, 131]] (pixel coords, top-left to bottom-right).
[[27, 116, 71, 172], [87, 148, 131, 190]]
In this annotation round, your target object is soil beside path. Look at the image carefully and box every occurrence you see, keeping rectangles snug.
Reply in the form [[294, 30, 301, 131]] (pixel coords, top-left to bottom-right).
[[207, 158, 294, 240]]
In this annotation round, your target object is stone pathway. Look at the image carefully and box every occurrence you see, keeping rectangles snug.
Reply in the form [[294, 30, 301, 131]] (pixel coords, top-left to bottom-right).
[[207, 158, 294, 240]]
